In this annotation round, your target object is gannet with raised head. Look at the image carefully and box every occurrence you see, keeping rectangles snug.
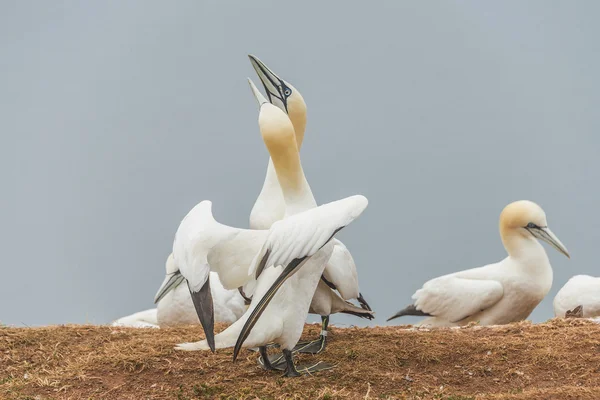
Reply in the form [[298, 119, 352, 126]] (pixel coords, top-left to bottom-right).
[[554, 275, 600, 318], [248, 55, 372, 354], [387, 200, 570, 327], [175, 83, 369, 377]]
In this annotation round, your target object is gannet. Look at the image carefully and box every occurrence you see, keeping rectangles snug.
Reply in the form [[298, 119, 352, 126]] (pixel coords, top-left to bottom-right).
[[248, 55, 372, 353], [554, 276, 600, 318], [155, 254, 247, 326], [111, 309, 158, 328], [175, 87, 369, 376], [387, 200, 570, 327], [111, 255, 248, 328]]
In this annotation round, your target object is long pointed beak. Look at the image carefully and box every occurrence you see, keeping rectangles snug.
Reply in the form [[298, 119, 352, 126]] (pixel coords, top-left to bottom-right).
[[247, 78, 268, 107], [248, 54, 287, 112], [187, 278, 215, 352], [531, 227, 570, 258], [154, 271, 185, 304], [232, 256, 309, 362]]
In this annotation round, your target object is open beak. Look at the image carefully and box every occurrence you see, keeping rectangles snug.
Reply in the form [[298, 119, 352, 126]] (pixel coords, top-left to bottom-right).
[[154, 271, 185, 304], [247, 78, 268, 107], [248, 54, 288, 112], [187, 278, 216, 352], [232, 256, 309, 361], [528, 226, 570, 258]]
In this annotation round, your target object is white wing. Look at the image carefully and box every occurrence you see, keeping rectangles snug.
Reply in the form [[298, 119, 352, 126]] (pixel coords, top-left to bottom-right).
[[413, 275, 504, 323], [207, 229, 268, 290], [248, 195, 368, 277], [322, 239, 359, 300]]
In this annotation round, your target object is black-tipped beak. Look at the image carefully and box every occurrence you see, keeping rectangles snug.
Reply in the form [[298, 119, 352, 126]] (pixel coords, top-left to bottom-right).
[[188, 278, 215, 353], [248, 54, 288, 112]]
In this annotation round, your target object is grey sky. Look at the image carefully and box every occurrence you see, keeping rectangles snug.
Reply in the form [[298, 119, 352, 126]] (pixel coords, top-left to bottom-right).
[[3, 1, 599, 327]]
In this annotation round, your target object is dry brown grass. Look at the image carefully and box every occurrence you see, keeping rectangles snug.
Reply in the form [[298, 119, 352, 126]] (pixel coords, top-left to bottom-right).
[[2, 319, 600, 399]]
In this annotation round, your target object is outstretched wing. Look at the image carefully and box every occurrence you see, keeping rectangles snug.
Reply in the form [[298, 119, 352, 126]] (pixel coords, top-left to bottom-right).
[[233, 195, 369, 361], [248, 195, 369, 279]]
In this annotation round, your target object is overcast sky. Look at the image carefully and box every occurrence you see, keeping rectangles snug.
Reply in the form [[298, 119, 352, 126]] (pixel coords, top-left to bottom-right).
[[3, 1, 599, 327]]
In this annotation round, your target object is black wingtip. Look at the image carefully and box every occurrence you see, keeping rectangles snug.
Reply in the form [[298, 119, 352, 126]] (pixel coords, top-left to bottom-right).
[[387, 304, 431, 322], [357, 292, 372, 312]]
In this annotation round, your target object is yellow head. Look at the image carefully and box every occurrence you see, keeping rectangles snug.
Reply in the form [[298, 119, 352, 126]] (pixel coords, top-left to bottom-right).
[[248, 54, 307, 147], [499, 200, 569, 258]]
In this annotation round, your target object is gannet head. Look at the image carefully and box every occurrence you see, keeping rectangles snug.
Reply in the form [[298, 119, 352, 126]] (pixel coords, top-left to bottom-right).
[[165, 253, 177, 274], [154, 253, 185, 304], [248, 78, 297, 153], [500, 200, 570, 258], [248, 54, 307, 147]]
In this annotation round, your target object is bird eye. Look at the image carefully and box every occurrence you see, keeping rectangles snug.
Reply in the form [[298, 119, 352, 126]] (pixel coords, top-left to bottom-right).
[[284, 88, 291, 96], [526, 222, 537, 229]]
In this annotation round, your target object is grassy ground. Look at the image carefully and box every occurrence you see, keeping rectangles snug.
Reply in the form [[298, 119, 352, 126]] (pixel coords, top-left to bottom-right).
[[2, 319, 600, 399]]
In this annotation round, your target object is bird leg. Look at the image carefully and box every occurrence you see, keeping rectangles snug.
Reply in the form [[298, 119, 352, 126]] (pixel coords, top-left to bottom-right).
[[292, 316, 329, 354], [257, 346, 286, 371], [282, 349, 301, 377]]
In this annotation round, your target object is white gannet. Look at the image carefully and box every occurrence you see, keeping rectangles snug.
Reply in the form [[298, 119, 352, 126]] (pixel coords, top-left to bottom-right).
[[175, 88, 369, 376], [177, 196, 369, 377], [248, 55, 372, 354], [554, 275, 600, 318], [111, 309, 158, 328], [155, 254, 247, 326], [387, 200, 570, 327], [111, 255, 248, 328]]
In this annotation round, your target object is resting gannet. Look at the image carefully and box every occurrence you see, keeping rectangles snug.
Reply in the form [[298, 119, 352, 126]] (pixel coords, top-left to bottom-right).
[[155, 254, 247, 326], [111, 255, 247, 328], [248, 55, 372, 354], [554, 275, 600, 318], [387, 200, 570, 327]]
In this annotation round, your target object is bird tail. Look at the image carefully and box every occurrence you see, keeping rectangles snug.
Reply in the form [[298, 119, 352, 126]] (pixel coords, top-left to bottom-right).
[[337, 299, 375, 320], [387, 304, 431, 322]]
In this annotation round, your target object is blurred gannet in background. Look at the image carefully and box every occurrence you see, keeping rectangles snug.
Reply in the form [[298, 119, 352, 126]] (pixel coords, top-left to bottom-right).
[[387, 200, 570, 327], [111, 255, 248, 328], [155, 254, 247, 326], [111, 309, 158, 328], [175, 84, 369, 376], [247, 55, 372, 354], [554, 276, 600, 318]]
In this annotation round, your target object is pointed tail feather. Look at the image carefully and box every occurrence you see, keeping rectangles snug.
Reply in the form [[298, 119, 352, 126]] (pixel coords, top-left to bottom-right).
[[387, 304, 431, 322]]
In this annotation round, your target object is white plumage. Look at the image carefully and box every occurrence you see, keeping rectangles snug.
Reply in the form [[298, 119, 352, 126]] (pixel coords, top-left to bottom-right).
[[388, 200, 569, 327], [554, 275, 600, 318]]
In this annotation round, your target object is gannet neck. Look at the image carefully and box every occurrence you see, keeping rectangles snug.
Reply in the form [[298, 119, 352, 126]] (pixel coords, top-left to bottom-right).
[[501, 230, 549, 262], [259, 104, 316, 214], [286, 84, 307, 148]]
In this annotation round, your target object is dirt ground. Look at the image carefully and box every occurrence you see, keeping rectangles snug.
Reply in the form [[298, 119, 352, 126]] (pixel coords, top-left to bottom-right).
[[2, 319, 600, 399]]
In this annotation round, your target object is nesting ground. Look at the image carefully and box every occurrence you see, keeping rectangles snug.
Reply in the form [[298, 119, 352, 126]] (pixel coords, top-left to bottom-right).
[[2, 319, 600, 399]]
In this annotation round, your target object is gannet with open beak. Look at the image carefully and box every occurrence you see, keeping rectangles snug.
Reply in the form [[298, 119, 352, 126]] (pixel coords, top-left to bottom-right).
[[248, 55, 372, 354], [175, 85, 369, 377], [554, 275, 600, 318], [387, 200, 570, 327]]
